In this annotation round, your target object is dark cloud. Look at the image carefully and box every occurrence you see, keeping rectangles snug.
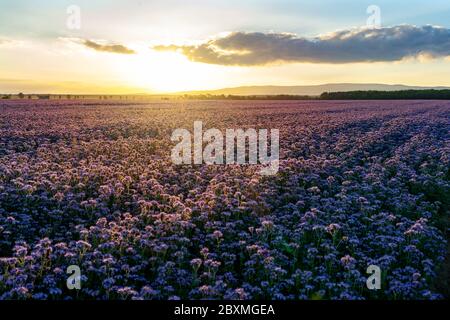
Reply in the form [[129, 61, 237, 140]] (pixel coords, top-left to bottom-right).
[[153, 25, 450, 65], [84, 40, 135, 54]]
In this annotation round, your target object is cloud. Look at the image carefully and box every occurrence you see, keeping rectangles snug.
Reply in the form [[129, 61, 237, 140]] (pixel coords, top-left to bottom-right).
[[0, 37, 26, 48], [0, 37, 12, 45], [83, 39, 136, 54], [153, 25, 450, 66]]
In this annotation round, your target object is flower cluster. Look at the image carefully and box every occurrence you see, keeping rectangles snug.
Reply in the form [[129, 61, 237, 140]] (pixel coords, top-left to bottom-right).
[[0, 99, 448, 300]]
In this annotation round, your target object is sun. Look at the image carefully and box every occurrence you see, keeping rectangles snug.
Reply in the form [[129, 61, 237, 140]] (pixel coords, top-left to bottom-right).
[[113, 50, 220, 93]]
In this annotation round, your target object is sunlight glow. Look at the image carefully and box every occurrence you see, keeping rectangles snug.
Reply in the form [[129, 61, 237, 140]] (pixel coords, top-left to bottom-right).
[[114, 50, 224, 93]]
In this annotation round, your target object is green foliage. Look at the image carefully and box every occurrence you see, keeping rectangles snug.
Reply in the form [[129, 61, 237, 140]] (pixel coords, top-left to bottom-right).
[[320, 90, 450, 100]]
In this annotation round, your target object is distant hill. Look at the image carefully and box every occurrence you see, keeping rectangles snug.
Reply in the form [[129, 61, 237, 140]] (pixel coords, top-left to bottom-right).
[[177, 83, 450, 96]]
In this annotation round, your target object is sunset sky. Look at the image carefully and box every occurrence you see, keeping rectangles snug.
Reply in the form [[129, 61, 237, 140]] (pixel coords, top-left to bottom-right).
[[1, 0, 450, 94]]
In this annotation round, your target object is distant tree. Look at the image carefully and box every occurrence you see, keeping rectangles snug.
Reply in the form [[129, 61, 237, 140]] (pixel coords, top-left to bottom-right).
[[18, 92, 25, 99], [320, 89, 450, 100]]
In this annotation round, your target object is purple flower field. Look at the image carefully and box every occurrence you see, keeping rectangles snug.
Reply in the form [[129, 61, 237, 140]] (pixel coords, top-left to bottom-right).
[[0, 99, 449, 300]]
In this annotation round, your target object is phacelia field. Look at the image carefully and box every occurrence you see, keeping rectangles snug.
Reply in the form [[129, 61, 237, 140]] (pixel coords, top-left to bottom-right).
[[0, 100, 449, 300]]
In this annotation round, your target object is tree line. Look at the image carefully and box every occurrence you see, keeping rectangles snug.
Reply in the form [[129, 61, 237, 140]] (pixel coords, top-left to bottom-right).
[[177, 90, 450, 100], [319, 89, 450, 100], [2, 90, 450, 101]]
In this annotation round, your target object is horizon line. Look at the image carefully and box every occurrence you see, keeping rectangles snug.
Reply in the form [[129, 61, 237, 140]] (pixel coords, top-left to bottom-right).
[[2, 82, 450, 96]]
